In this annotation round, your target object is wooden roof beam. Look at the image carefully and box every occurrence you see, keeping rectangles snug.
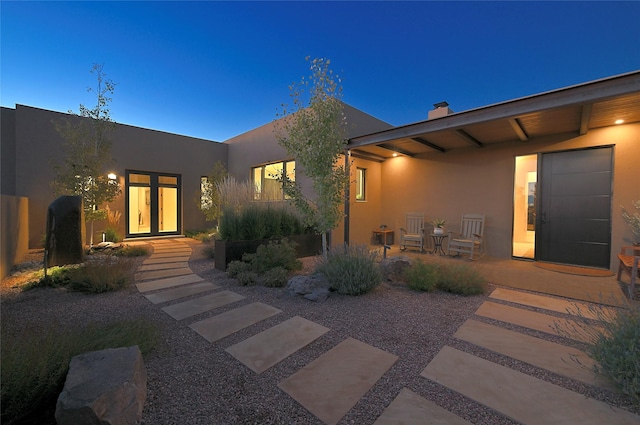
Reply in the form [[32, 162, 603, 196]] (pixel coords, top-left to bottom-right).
[[378, 143, 415, 157], [508, 118, 529, 141], [412, 137, 446, 153], [580, 103, 593, 135], [349, 150, 386, 163], [456, 129, 484, 148]]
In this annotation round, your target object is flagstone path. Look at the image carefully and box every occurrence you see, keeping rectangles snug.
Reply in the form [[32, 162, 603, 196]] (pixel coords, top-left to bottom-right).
[[135, 239, 639, 424]]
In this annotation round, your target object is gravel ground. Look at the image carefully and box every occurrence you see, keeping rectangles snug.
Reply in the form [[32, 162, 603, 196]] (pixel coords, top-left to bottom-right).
[[2, 240, 638, 424]]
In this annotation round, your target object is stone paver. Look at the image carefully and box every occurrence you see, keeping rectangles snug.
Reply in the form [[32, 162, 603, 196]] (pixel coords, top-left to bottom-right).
[[136, 267, 193, 282], [226, 316, 329, 374], [136, 273, 204, 293], [161, 290, 244, 320], [190, 302, 282, 343], [278, 337, 399, 425], [490, 287, 613, 320], [143, 256, 190, 265], [146, 251, 191, 259], [144, 281, 218, 304], [454, 319, 614, 389], [422, 346, 640, 425], [138, 262, 189, 272], [476, 301, 602, 343], [373, 388, 472, 425], [150, 247, 192, 253]]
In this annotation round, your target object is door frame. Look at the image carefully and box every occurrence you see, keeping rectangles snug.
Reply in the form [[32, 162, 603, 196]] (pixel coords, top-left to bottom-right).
[[125, 170, 182, 238]]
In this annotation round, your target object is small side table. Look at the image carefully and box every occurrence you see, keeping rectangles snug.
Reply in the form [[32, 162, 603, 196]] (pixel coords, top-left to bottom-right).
[[430, 233, 448, 255], [373, 229, 394, 245]]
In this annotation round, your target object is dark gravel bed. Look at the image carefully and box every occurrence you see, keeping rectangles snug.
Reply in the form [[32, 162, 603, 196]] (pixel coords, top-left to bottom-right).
[[1, 240, 637, 424]]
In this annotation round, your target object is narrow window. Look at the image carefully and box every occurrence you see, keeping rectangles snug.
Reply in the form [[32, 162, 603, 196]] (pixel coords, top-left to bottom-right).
[[200, 176, 212, 210], [356, 168, 366, 201]]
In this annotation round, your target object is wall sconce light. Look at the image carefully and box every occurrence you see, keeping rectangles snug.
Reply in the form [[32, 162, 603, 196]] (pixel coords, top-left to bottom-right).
[[107, 173, 117, 180]]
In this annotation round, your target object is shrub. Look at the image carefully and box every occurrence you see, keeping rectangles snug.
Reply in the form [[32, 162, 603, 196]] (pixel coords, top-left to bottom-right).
[[226, 240, 300, 287], [590, 305, 640, 405], [1, 319, 160, 425], [262, 267, 289, 288], [240, 205, 267, 240], [404, 261, 486, 295], [437, 263, 487, 295], [30, 256, 138, 293], [227, 260, 252, 278], [315, 245, 382, 295], [103, 226, 122, 242], [218, 205, 307, 241], [236, 271, 259, 286], [203, 243, 215, 259], [117, 244, 149, 257], [253, 239, 302, 273], [67, 256, 137, 293], [405, 259, 439, 292], [185, 229, 216, 243], [219, 206, 242, 241]]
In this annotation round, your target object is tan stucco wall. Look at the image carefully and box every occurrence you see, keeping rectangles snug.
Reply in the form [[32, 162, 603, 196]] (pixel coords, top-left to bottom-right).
[[225, 103, 393, 247], [11, 105, 227, 247], [349, 123, 640, 270], [1, 195, 29, 279]]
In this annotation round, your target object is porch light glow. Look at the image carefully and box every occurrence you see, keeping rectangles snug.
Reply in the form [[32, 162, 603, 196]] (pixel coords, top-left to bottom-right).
[[615, 119, 624, 125], [107, 173, 117, 180]]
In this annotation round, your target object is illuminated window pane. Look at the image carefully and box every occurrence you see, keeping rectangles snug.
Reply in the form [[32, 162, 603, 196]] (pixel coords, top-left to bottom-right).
[[130, 174, 150, 184], [251, 160, 294, 201], [159, 176, 178, 185], [201, 176, 212, 209], [253, 167, 263, 200], [356, 168, 366, 201], [159, 187, 178, 232]]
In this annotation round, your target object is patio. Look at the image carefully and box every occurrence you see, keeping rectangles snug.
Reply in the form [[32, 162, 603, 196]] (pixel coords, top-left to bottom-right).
[[382, 246, 632, 307]]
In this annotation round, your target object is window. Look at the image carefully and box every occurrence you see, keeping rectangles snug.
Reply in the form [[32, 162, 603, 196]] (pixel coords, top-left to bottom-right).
[[356, 167, 366, 201], [252, 160, 295, 200], [200, 176, 212, 210]]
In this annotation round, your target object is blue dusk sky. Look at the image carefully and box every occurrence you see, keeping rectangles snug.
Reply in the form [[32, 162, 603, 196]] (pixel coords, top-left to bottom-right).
[[2, 1, 639, 142]]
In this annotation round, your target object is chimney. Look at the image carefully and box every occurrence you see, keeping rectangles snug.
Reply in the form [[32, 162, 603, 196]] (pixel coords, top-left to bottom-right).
[[428, 101, 453, 120]]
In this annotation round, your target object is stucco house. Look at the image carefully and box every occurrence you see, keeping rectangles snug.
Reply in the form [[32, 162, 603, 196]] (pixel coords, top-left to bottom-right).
[[2, 71, 639, 278]]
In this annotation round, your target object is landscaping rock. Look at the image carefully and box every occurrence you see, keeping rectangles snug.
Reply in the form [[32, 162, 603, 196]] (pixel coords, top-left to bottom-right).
[[55, 345, 147, 425], [287, 273, 332, 302], [379, 256, 413, 282], [304, 287, 331, 302]]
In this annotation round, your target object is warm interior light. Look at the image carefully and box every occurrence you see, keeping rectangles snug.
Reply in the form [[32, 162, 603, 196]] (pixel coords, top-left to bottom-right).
[[392, 153, 398, 157], [615, 119, 624, 125], [107, 173, 117, 180]]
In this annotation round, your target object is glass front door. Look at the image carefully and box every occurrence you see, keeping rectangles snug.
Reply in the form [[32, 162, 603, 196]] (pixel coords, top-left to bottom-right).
[[513, 155, 537, 259], [126, 171, 181, 237]]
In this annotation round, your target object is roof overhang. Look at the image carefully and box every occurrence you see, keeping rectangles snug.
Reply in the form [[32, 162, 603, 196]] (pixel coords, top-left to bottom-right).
[[347, 71, 640, 159]]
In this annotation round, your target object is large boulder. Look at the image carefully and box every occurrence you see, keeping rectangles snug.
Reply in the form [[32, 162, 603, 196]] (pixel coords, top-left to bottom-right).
[[287, 273, 332, 302], [55, 346, 147, 425], [379, 256, 413, 282]]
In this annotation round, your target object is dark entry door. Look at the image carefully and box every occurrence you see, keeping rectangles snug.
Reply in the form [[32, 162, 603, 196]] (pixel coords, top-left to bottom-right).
[[536, 147, 613, 268]]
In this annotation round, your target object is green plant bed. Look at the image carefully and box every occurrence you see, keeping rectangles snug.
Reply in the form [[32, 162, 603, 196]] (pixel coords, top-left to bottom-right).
[[214, 233, 321, 271]]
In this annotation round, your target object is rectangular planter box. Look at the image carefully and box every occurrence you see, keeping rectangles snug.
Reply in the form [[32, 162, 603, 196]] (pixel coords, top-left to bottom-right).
[[214, 234, 322, 271]]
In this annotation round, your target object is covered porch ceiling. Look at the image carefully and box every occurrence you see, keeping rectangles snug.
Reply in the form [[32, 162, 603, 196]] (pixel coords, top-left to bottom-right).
[[348, 71, 640, 162]]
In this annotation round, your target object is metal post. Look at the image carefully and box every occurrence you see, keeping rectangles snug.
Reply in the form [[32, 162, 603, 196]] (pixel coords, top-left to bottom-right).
[[344, 149, 350, 246]]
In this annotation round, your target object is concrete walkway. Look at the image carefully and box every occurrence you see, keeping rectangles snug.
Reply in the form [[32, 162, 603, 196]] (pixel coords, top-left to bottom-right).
[[135, 239, 639, 424]]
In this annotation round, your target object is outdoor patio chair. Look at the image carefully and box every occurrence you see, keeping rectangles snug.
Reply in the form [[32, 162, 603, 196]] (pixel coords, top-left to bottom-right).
[[399, 212, 425, 252], [448, 213, 485, 260], [616, 245, 640, 300]]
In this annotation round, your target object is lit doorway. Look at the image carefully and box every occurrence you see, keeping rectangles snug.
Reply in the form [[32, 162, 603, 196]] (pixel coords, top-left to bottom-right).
[[513, 155, 537, 259], [126, 171, 181, 237]]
